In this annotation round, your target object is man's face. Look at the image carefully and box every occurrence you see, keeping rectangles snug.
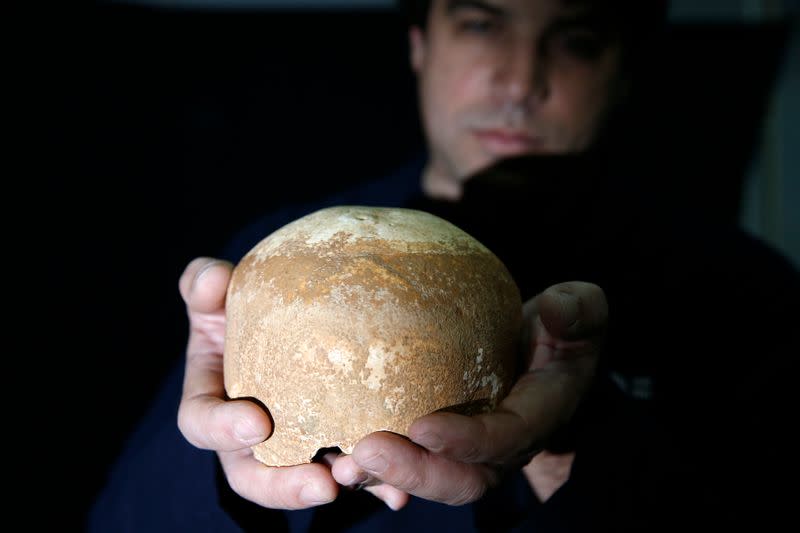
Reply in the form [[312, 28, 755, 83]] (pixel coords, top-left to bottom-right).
[[411, 0, 627, 194]]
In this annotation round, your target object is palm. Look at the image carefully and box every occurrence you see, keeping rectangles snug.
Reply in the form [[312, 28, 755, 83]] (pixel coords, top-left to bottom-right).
[[333, 282, 607, 508]]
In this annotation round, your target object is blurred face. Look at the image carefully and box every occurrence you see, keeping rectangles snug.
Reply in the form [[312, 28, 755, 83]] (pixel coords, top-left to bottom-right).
[[411, 0, 627, 199]]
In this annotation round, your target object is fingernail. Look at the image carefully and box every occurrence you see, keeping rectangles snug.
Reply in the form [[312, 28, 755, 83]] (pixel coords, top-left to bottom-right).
[[557, 289, 577, 305], [300, 481, 334, 506], [359, 452, 388, 474], [412, 431, 443, 452], [233, 418, 265, 445], [195, 260, 220, 285], [557, 291, 579, 324], [194, 260, 219, 281]]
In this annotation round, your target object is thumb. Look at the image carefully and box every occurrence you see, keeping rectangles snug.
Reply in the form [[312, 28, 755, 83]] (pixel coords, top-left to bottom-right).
[[529, 281, 608, 342], [179, 257, 234, 314]]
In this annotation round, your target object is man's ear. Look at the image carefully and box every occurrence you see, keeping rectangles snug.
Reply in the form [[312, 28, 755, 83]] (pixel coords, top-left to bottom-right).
[[409, 26, 426, 74]]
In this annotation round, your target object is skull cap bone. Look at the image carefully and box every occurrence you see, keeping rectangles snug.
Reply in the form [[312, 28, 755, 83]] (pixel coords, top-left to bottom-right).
[[224, 206, 522, 466]]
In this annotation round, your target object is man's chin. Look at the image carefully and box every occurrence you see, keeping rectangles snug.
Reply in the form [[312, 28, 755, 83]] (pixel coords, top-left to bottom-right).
[[460, 151, 553, 181]]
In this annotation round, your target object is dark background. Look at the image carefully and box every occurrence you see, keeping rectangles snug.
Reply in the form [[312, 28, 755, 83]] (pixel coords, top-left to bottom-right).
[[29, 2, 794, 529]]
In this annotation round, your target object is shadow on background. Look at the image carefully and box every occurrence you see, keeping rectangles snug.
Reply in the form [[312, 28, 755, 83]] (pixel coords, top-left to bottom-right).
[[629, 20, 793, 224], [31, 3, 793, 529]]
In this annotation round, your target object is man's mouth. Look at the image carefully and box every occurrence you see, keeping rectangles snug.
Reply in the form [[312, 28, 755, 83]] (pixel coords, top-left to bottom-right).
[[473, 129, 545, 157]]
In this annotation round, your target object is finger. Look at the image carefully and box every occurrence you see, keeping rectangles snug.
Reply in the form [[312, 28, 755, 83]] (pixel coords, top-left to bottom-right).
[[362, 484, 410, 511], [330, 454, 410, 509], [178, 257, 261, 450], [414, 283, 606, 466], [351, 432, 494, 505], [331, 453, 369, 487], [179, 258, 234, 314], [219, 449, 338, 509], [331, 454, 409, 511], [527, 281, 608, 341], [409, 367, 586, 465], [181, 260, 232, 389], [178, 395, 272, 451], [523, 450, 575, 502]]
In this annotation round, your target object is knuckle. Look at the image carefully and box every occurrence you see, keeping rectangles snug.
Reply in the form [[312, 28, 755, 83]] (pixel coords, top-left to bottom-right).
[[448, 466, 496, 505], [272, 474, 311, 510], [207, 427, 230, 450], [466, 418, 494, 462], [177, 399, 233, 450], [395, 466, 426, 493], [449, 480, 487, 505], [459, 441, 483, 463], [206, 405, 236, 449]]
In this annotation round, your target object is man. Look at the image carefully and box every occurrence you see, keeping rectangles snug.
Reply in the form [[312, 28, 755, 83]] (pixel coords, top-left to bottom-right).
[[91, 0, 798, 531]]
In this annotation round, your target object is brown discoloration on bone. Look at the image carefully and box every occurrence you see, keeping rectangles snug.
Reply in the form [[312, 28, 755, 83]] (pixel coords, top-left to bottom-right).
[[224, 206, 522, 466]]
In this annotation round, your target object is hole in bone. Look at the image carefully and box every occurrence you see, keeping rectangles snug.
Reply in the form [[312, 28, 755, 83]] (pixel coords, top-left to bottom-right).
[[312, 446, 343, 464]]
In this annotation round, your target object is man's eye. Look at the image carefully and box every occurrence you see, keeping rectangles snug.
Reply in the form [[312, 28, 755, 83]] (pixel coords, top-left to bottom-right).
[[458, 17, 497, 35]]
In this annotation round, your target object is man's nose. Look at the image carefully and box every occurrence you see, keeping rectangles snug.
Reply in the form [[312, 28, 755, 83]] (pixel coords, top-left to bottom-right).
[[492, 44, 548, 105]]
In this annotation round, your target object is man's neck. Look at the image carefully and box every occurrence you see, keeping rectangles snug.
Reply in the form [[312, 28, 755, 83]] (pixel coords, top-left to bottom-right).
[[421, 162, 463, 202]]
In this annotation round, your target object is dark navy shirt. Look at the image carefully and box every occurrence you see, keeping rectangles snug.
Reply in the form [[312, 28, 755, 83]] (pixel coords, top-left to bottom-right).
[[89, 154, 800, 532]]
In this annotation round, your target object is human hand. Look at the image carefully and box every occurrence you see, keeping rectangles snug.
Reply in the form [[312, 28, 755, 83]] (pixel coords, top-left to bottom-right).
[[331, 282, 607, 509], [176, 257, 339, 509]]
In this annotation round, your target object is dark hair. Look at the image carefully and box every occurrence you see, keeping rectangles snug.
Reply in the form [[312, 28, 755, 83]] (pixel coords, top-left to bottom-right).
[[398, 0, 432, 29], [398, 0, 669, 46]]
